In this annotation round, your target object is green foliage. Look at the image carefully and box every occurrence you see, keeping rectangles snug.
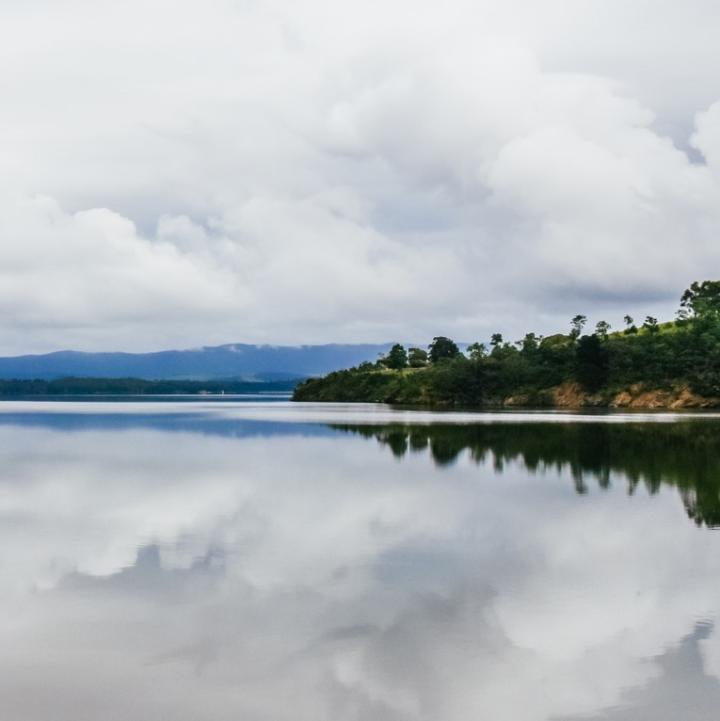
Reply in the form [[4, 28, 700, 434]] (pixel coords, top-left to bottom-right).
[[680, 280, 720, 320], [643, 316, 659, 333], [466, 342, 487, 360], [294, 281, 720, 407], [595, 320, 611, 339], [575, 334, 609, 392], [428, 336, 460, 363], [569, 314, 587, 340], [381, 343, 408, 370], [408, 347, 428, 368]]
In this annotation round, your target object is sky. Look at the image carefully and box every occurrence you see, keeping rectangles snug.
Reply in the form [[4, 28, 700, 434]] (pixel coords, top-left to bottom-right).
[[2, 0, 720, 353]]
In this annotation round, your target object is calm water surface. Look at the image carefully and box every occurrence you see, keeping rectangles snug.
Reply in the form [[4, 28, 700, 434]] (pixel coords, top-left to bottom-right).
[[1, 400, 720, 720]]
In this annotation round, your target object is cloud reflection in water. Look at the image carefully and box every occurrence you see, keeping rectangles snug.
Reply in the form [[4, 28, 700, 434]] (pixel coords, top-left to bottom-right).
[[0, 407, 718, 720]]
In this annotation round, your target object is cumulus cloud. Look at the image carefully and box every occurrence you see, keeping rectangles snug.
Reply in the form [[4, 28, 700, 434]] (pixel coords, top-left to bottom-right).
[[2, 0, 720, 351]]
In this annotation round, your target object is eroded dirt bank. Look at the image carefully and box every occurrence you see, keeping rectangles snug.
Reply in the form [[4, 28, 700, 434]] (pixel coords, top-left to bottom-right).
[[504, 382, 720, 409]]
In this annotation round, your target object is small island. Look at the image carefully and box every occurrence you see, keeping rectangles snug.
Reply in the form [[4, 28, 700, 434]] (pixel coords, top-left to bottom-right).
[[293, 281, 720, 409]]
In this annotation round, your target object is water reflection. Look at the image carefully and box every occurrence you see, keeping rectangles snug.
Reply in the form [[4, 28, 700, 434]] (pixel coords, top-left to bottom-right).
[[558, 621, 720, 721], [332, 422, 720, 528], [0, 407, 719, 720]]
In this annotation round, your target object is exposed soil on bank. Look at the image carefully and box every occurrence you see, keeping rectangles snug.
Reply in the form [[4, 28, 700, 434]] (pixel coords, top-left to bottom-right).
[[504, 382, 720, 409]]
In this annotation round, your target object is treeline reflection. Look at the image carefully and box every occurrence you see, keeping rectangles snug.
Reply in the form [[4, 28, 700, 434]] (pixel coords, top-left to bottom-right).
[[330, 421, 720, 528]]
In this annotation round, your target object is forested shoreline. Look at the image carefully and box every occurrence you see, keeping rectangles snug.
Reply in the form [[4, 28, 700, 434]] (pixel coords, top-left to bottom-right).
[[293, 281, 720, 408], [0, 377, 298, 397]]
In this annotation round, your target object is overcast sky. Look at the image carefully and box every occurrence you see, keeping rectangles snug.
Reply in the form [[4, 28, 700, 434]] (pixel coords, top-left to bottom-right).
[[2, 0, 720, 353]]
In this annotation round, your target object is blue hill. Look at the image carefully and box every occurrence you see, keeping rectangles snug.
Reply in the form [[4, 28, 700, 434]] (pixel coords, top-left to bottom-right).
[[0, 343, 394, 381]]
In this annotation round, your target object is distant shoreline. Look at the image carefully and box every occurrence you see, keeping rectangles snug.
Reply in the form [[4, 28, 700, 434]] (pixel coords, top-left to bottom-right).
[[0, 377, 301, 397]]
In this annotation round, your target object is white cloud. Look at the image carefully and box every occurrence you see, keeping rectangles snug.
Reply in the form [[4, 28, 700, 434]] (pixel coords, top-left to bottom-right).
[[2, 0, 720, 351]]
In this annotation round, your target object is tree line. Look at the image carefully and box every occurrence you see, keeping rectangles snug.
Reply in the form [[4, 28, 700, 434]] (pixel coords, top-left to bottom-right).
[[294, 281, 720, 404], [0, 378, 298, 396]]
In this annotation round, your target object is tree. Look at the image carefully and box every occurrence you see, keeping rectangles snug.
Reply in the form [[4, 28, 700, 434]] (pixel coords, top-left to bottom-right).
[[519, 333, 540, 354], [570, 315, 587, 340], [466, 342, 487, 361], [408, 347, 428, 368], [490, 333, 503, 348], [643, 316, 659, 334], [595, 320, 611, 340], [623, 315, 638, 335], [382, 343, 408, 370], [428, 336, 460, 363], [680, 280, 720, 320], [575, 334, 609, 392]]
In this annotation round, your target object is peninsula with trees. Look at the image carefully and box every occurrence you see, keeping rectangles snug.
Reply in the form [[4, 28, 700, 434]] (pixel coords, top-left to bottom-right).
[[293, 281, 720, 409]]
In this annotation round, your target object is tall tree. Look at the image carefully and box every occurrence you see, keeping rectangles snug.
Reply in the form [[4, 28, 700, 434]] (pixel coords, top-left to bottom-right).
[[519, 333, 540, 354], [569, 315, 587, 340], [595, 320, 611, 340], [643, 316, 659, 334], [408, 347, 428, 368], [623, 315, 638, 335], [428, 337, 460, 363], [382, 343, 408, 369], [466, 342, 487, 361], [680, 281, 720, 320], [575, 334, 609, 392]]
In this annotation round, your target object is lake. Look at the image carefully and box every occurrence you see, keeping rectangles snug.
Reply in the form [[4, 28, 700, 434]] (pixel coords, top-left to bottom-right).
[[1, 399, 720, 720]]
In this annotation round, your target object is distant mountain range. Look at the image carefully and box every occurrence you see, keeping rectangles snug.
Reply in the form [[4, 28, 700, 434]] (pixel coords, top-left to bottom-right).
[[0, 343, 395, 381]]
